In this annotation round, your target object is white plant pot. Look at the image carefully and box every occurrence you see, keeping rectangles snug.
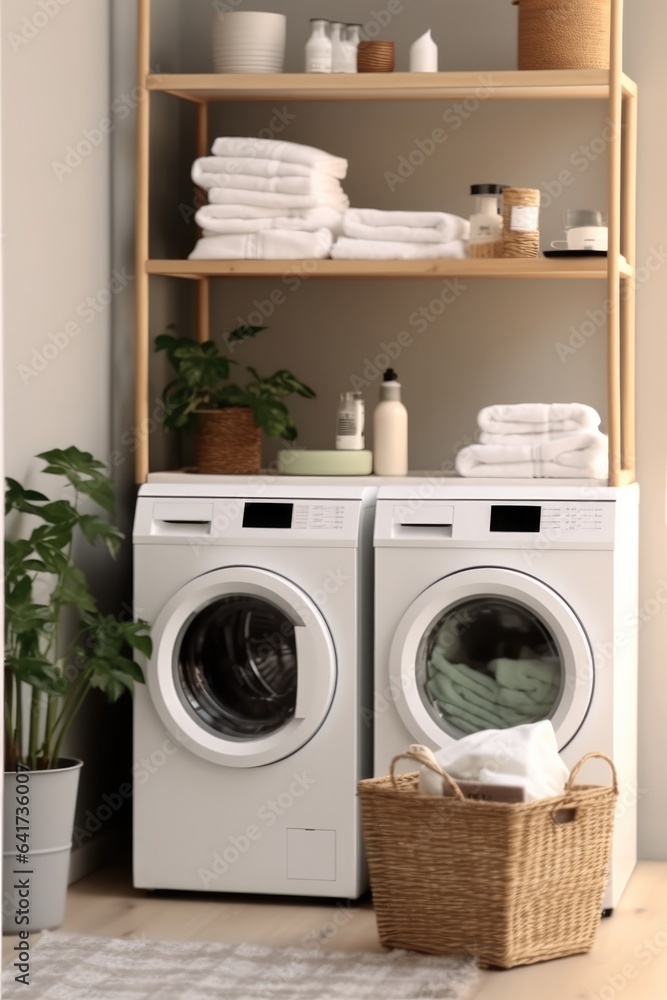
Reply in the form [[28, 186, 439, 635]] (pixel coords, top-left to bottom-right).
[[2, 758, 83, 934]]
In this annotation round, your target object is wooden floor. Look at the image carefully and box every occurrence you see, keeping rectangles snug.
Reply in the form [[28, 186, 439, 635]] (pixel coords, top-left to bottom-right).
[[4, 860, 667, 998]]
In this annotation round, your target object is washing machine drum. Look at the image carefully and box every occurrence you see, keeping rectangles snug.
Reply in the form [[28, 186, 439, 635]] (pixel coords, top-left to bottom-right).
[[179, 596, 298, 739], [148, 567, 337, 767], [389, 567, 595, 751]]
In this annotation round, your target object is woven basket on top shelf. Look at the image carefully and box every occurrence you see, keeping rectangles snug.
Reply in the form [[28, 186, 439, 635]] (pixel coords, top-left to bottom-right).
[[357, 41, 395, 73], [195, 407, 261, 475], [358, 749, 618, 970], [513, 0, 611, 70]]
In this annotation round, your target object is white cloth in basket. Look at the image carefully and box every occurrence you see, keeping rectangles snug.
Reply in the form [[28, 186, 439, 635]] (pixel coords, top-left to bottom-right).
[[414, 721, 569, 803]]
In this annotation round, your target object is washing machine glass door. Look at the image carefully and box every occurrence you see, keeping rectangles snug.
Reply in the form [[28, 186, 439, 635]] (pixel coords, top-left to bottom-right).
[[390, 567, 594, 752], [149, 567, 336, 767]]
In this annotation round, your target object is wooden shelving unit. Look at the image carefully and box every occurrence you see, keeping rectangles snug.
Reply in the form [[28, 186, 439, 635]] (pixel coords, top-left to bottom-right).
[[147, 258, 632, 281], [135, 0, 636, 486]]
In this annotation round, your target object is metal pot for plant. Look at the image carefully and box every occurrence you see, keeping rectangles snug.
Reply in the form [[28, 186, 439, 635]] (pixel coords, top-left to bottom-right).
[[2, 758, 83, 934], [195, 407, 262, 475]]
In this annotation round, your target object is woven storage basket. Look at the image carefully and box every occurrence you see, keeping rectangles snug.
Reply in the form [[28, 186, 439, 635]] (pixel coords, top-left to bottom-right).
[[513, 0, 611, 70], [195, 407, 261, 474], [358, 41, 395, 73], [358, 749, 618, 969], [501, 187, 540, 258]]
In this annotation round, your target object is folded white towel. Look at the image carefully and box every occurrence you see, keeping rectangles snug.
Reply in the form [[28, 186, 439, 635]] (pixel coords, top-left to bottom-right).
[[331, 237, 467, 260], [455, 431, 608, 479], [188, 229, 333, 261], [196, 205, 343, 236], [342, 209, 470, 244], [193, 161, 345, 196], [208, 187, 349, 211], [197, 204, 335, 220], [478, 403, 601, 436], [211, 137, 348, 180], [192, 156, 316, 179], [479, 430, 584, 445]]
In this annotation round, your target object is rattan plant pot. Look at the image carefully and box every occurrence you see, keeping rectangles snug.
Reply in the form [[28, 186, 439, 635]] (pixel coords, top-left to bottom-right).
[[195, 407, 261, 474], [359, 749, 618, 969], [513, 0, 611, 70], [358, 41, 395, 73]]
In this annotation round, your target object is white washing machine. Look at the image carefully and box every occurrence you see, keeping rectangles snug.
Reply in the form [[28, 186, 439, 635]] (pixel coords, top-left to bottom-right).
[[133, 483, 375, 898], [373, 483, 639, 910]]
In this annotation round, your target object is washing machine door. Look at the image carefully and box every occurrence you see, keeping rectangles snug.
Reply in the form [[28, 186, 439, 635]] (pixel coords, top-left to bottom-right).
[[148, 567, 336, 767], [389, 566, 594, 752]]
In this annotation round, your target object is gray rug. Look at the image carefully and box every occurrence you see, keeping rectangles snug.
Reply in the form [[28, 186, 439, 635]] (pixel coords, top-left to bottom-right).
[[2, 930, 479, 999]]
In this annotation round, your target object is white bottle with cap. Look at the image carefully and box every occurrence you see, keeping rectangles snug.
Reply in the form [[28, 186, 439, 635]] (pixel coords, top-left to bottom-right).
[[305, 19, 332, 74], [373, 369, 408, 475]]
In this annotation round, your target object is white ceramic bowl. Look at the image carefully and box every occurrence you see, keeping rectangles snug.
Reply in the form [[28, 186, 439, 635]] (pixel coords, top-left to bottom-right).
[[212, 11, 286, 74]]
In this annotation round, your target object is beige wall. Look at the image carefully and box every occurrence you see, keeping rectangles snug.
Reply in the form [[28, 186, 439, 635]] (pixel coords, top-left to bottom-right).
[[2, 0, 115, 872]]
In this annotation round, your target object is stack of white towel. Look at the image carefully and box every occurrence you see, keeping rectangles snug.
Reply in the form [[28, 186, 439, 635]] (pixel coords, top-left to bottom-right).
[[331, 209, 470, 260], [455, 403, 609, 479], [189, 137, 349, 260]]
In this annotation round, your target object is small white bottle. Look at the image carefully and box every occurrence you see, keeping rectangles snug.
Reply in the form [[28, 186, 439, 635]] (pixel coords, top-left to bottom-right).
[[330, 21, 346, 73], [373, 369, 408, 475], [305, 19, 332, 74], [342, 24, 362, 73], [336, 392, 365, 450], [469, 183, 504, 258], [409, 29, 438, 72]]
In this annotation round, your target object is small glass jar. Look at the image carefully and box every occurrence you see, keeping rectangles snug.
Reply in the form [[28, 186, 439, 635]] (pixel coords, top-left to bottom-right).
[[469, 183, 503, 258], [305, 19, 332, 74]]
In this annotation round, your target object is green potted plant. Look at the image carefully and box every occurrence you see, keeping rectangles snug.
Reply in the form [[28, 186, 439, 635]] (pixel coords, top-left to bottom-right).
[[155, 325, 316, 474], [4, 447, 151, 932]]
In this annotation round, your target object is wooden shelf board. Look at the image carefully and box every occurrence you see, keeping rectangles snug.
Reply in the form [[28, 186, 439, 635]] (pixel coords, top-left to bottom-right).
[[146, 257, 632, 280], [146, 70, 636, 103]]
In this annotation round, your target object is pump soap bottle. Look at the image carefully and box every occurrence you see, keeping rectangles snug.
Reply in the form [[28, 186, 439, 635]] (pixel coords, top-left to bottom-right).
[[373, 369, 408, 475]]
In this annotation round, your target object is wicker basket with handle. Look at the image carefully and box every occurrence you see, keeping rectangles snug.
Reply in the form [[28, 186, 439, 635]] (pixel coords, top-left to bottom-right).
[[358, 748, 618, 969], [513, 0, 611, 70], [195, 407, 261, 475]]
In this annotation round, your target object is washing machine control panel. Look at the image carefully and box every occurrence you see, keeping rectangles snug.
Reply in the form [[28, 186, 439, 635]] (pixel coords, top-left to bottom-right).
[[483, 501, 615, 546], [538, 503, 606, 535], [380, 498, 617, 548], [292, 504, 346, 531]]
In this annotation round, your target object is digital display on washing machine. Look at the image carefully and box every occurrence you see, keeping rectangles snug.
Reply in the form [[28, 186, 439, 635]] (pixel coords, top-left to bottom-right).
[[242, 502, 294, 529], [490, 505, 541, 533]]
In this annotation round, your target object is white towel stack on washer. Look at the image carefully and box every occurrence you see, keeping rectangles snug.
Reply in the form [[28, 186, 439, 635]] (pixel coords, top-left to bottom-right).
[[455, 403, 608, 479]]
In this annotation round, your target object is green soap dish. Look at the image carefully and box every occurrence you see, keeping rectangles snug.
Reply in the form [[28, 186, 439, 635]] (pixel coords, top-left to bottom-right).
[[277, 449, 373, 476]]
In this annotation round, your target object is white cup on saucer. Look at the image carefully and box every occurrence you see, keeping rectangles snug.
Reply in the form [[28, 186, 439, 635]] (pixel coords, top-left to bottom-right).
[[551, 225, 608, 251]]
